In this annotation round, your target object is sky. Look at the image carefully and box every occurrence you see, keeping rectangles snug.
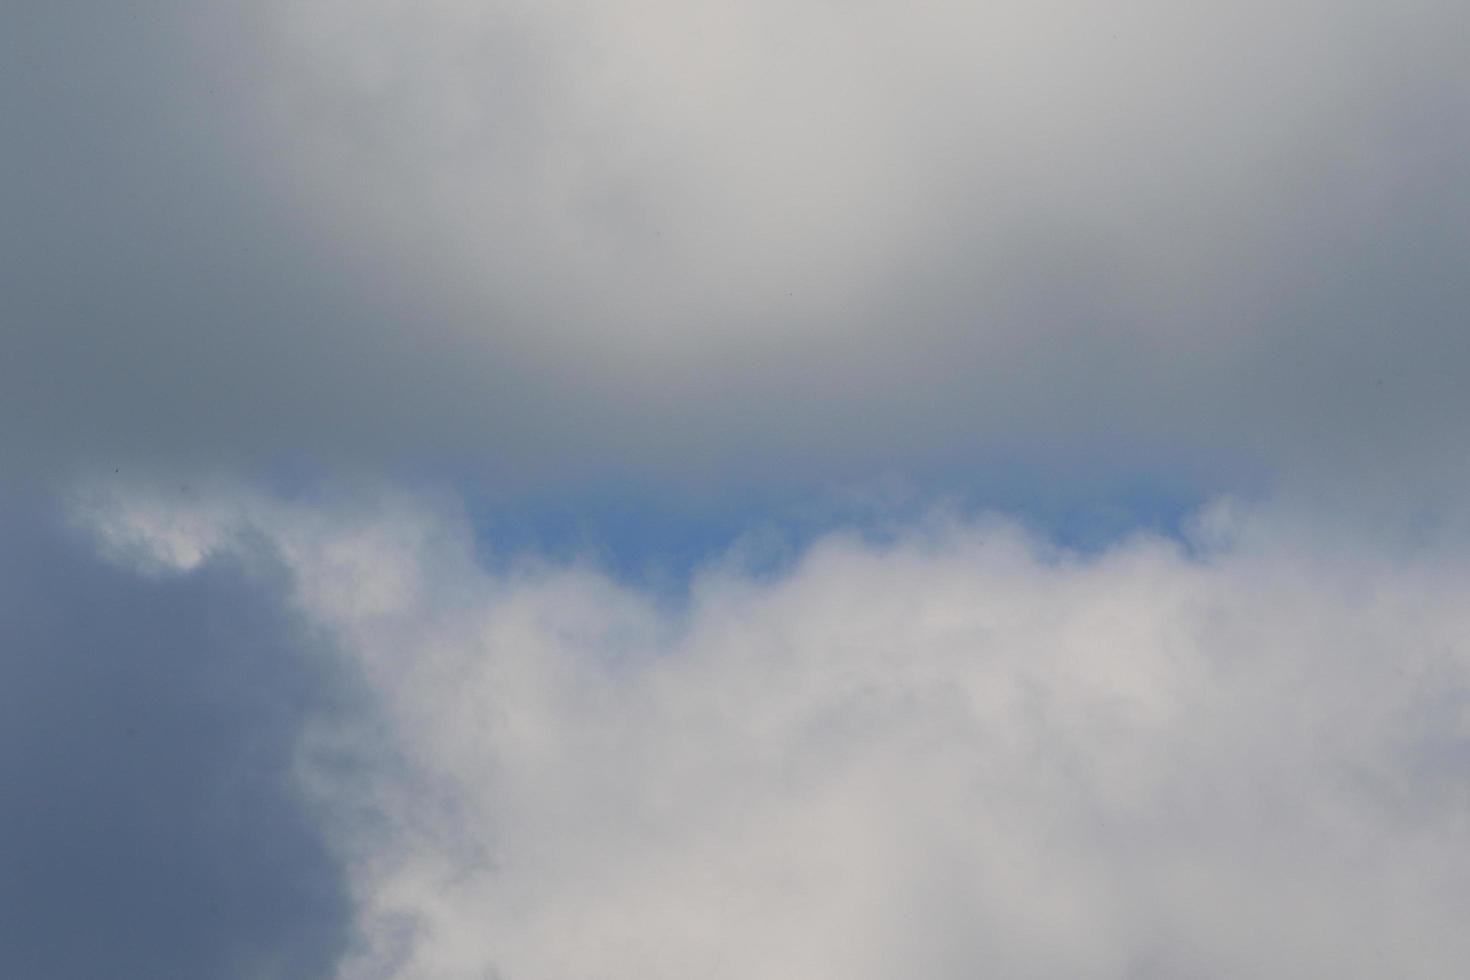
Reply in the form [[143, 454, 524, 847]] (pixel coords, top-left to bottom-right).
[[4, 1, 1470, 977]]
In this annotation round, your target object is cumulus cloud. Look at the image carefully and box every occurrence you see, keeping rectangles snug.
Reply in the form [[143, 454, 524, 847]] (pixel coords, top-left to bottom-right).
[[5, 0, 1468, 491], [83, 483, 1470, 979]]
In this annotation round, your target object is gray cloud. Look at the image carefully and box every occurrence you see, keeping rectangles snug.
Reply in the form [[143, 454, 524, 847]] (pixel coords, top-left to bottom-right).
[[0, 494, 354, 979], [3, 0, 1468, 494]]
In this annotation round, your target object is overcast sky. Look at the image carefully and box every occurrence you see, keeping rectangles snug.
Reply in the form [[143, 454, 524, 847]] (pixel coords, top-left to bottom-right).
[[6, 0, 1468, 492], [5, 1, 1470, 977]]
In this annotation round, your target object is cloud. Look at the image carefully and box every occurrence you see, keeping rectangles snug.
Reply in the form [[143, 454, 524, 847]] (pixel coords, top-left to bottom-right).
[[5, 0, 1468, 493], [0, 495, 353, 979], [13, 5, 1470, 974], [83, 483, 1470, 978]]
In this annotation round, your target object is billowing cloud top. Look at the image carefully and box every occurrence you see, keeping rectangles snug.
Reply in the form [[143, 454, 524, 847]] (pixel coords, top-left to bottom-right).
[[5, 0, 1468, 491], [73, 485, 1470, 979]]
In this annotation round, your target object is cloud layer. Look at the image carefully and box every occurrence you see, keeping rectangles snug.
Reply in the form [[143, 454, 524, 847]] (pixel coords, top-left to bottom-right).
[[84, 484, 1470, 979], [6, 0, 1468, 491]]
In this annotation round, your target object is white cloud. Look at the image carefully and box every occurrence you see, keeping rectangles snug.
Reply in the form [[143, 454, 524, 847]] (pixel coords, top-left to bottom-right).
[[83, 485, 1470, 978]]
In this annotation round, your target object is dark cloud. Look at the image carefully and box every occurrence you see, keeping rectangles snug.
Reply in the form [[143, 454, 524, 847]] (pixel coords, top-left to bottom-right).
[[0, 496, 353, 979], [2, 0, 1468, 499]]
